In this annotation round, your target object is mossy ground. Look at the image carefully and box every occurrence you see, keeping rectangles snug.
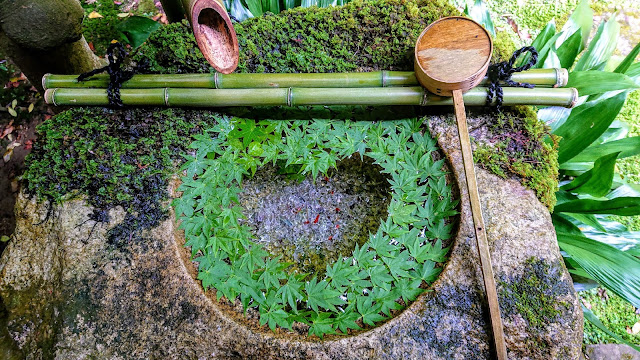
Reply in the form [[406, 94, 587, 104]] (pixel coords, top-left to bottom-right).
[[581, 288, 640, 346], [473, 106, 559, 209], [499, 257, 574, 355], [23, 107, 218, 244]]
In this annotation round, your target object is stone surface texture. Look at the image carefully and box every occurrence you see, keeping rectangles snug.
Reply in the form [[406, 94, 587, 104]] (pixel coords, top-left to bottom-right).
[[0, 114, 582, 359], [584, 344, 640, 360]]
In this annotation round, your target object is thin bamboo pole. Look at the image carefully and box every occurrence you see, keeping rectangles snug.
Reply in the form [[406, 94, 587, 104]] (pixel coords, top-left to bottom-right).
[[44, 86, 578, 108], [43, 68, 568, 90]]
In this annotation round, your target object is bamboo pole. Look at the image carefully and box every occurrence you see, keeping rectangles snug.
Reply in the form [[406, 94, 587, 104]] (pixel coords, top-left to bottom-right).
[[44, 86, 578, 108], [43, 68, 569, 90]]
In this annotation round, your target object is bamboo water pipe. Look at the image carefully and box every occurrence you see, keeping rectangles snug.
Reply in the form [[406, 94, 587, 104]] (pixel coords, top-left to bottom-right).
[[43, 86, 578, 107], [42, 68, 568, 90]]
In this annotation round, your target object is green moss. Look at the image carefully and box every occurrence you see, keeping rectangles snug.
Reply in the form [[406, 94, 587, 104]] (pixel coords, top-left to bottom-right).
[[23, 107, 218, 242], [137, 0, 462, 73], [581, 287, 640, 346], [473, 106, 559, 209], [500, 257, 572, 329]]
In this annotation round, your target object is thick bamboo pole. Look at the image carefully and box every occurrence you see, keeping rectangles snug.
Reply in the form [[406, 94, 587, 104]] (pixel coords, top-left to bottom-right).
[[44, 86, 578, 108], [43, 68, 568, 90]]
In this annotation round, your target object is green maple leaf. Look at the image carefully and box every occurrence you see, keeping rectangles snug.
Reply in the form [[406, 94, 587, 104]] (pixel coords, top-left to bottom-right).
[[308, 312, 336, 338], [419, 260, 441, 282], [326, 258, 357, 291], [276, 275, 305, 312], [395, 277, 424, 303], [356, 295, 386, 326], [388, 200, 418, 226], [334, 307, 361, 333], [381, 250, 416, 280], [305, 278, 345, 313]]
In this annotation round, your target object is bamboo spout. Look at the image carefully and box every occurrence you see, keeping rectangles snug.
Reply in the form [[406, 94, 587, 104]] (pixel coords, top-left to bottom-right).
[[187, 0, 239, 74], [162, 0, 240, 73]]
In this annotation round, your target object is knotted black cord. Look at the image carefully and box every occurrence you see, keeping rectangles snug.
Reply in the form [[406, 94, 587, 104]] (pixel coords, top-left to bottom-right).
[[77, 42, 149, 108], [485, 46, 539, 110]]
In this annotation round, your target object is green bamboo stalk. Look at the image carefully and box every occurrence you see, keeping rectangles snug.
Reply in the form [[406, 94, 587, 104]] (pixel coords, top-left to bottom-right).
[[44, 86, 578, 108], [42, 68, 568, 90]]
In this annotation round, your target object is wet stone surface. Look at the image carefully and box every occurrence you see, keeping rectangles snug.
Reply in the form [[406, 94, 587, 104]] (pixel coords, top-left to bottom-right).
[[238, 157, 391, 276]]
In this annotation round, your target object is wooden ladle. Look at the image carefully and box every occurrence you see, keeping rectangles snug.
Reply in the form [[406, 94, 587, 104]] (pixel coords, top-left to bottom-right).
[[415, 17, 507, 360]]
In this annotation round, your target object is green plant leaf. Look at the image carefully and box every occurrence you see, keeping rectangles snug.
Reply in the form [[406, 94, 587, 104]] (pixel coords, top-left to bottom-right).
[[115, 16, 162, 48], [566, 137, 640, 163], [582, 305, 640, 352], [557, 232, 640, 309], [573, 13, 620, 72], [555, 29, 582, 69], [556, 0, 592, 51], [464, 0, 495, 37], [553, 92, 627, 164], [560, 152, 619, 197], [518, 20, 555, 67], [566, 71, 639, 96], [554, 197, 640, 216]]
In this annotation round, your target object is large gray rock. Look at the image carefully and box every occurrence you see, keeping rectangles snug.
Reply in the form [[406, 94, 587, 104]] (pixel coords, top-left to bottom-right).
[[0, 114, 582, 359]]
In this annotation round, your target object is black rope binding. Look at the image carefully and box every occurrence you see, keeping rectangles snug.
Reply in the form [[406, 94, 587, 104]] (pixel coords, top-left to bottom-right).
[[485, 46, 539, 110], [77, 42, 149, 108]]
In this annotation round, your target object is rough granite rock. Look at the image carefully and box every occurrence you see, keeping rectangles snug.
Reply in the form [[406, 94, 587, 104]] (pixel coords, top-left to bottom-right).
[[0, 113, 582, 359]]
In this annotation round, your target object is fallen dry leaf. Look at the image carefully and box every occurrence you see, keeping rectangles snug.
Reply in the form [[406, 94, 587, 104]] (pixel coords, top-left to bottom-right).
[[3, 148, 13, 163], [28, 103, 34, 113], [88, 11, 103, 18], [117, 12, 130, 18], [633, 321, 640, 335], [24, 139, 33, 150], [10, 180, 18, 193]]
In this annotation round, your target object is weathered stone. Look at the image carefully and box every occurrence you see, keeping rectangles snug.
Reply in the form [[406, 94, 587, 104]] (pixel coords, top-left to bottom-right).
[[584, 344, 640, 360], [0, 112, 582, 359]]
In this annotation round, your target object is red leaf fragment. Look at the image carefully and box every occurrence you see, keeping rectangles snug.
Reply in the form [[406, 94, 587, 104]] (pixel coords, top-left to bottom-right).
[[313, 214, 320, 224]]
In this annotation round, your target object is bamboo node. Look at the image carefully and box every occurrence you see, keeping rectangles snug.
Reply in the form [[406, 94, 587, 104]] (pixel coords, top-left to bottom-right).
[[214, 72, 220, 89], [287, 88, 293, 106], [382, 70, 387, 87], [164, 88, 169, 106]]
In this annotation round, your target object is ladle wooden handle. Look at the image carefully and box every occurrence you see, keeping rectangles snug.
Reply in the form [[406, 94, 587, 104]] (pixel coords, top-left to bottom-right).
[[452, 89, 508, 360]]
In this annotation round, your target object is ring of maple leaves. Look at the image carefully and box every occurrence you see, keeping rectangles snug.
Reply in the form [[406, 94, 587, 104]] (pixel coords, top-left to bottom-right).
[[173, 116, 458, 337]]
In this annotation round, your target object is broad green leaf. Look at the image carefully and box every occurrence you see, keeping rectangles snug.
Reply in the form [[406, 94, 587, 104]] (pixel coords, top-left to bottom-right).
[[518, 20, 555, 67], [557, 232, 640, 309], [539, 106, 572, 132], [583, 305, 640, 352], [557, 0, 592, 50], [115, 16, 161, 48], [567, 137, 640, 163], [552, 213, 583, 235], [464, 0, 495, 37], [543, 49, 562, 69], [243, 0, 263, 17], [566, 71, 639, 96], [555, 29, 582, 69], [554, 197, 640, 216], [560, 152, 619, 197], [614, 42, 640, 74], [573, 14, 620, 72], [567, 213, 607, 232], [553, 92, 627, 164]]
